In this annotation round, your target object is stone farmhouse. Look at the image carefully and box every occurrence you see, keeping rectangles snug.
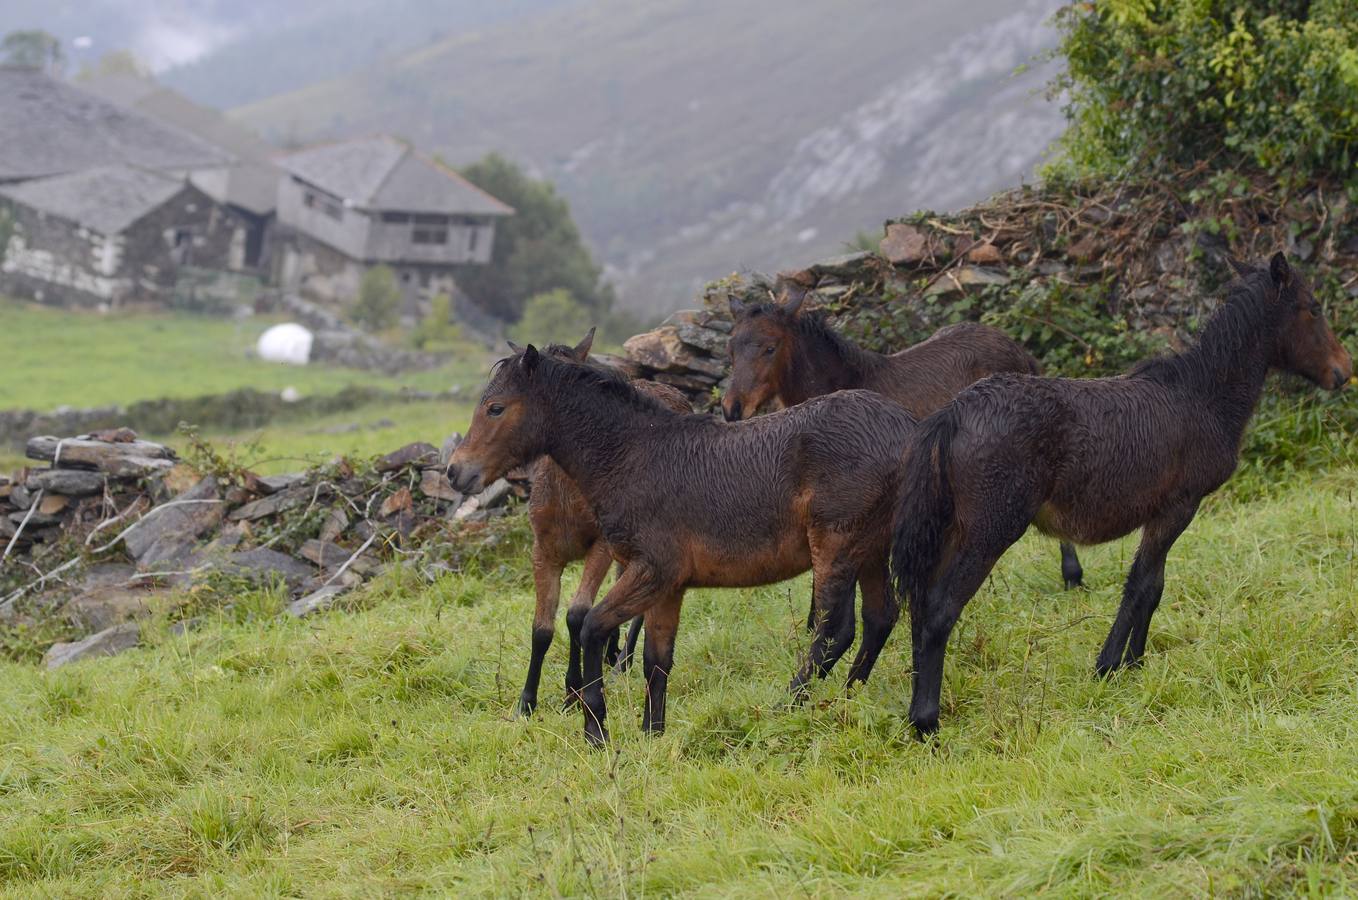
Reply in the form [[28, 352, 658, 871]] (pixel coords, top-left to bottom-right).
[[0, 67, 248, 308], [79, 73, 283, 273], [273, 135, 513, 316], [0, 69, 513, 324]]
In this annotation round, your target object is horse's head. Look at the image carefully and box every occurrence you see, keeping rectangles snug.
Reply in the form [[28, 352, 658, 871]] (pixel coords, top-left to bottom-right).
[[722, 284, 807, 421], [448, 340, 560, 494], [1239, 253, 1352, 390]]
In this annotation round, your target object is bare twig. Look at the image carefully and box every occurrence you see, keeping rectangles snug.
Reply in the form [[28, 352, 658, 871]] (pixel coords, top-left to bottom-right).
[[2, 489, 44, 564], [87, 498, 222, 556], [321, 531, 378, 588]]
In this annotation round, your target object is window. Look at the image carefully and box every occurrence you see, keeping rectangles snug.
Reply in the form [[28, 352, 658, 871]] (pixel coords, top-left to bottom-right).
[[467, 226, 479, 254], [381, 212, 411, 224], [411, 213, 449, 246], [302, 185, 343, 221]]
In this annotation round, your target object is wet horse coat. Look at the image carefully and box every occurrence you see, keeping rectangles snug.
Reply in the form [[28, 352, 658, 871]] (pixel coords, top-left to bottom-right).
[[450, 345, 917, 744], [891, 253, 1352, 735]]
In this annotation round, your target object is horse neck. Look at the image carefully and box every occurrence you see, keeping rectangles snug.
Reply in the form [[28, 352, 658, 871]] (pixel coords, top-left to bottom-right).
[[783, 326, 881, 403], [535, 382, 670, 508], [1170, 301, 1277, 445]]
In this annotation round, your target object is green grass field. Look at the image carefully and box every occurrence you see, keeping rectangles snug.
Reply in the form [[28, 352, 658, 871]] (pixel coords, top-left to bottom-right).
[[2, 469, 1356, 895], [0, 298, 490, 473]]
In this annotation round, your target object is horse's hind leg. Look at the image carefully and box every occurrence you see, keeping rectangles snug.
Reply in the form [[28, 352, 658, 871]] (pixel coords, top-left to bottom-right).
[[844, 558, 898, 687], [789, 549, 858, 698], [563, 540, 615, 709], [520, 544, 564, 717], [1095, 501, 1199, 677], [615, 615, 643, 674], [910, 541, 1011, 736], [1060, 541, 1084, 590], [640, 596, 683, 734]]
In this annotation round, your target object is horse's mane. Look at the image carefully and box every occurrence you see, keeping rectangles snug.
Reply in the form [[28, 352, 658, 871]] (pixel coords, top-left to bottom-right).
[[741, 303, 870, 370], [1130, 267, 1279, 386], [491, 347, 676, 415]]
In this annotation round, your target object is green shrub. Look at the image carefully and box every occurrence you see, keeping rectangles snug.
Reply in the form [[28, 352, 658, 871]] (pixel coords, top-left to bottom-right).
[[411, 293, 461, 350], [351, 265, 402, 332], [1053, 1, 1358, 185], [507, 289, 593, 346]]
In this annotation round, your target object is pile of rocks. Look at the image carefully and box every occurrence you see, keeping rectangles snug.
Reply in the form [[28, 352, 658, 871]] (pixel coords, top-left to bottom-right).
[[1, 429, 176, 554], [1, 429, 524, 669]]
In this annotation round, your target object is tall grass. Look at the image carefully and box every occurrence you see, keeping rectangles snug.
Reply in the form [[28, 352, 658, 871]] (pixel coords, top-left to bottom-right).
[[0, 470, 1356, 894]]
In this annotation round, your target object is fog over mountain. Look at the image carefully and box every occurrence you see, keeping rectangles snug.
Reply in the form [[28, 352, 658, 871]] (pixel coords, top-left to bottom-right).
[[3, 0, 1067, 316]]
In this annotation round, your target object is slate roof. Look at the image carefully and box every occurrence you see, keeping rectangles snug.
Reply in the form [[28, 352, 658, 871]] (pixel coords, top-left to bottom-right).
[[0, 165, 188, 235], [0, 67, 232, 182], [276, 136, 513, 216], [79, 73, 280, 215]]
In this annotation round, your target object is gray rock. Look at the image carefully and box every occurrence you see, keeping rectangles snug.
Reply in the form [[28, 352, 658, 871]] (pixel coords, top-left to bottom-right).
[[44, 622, 141, 669], [219, 548, 315, 588], [318, 507, 349, 543], [300, 539, 351, 569], [673, 323, 729, 355], [61, 586, 155, 634], [9, 484, 32, 510], [477, 478, 514, 510], [123, 477, 222, 564], [229, 485, 310, 521], [257, 473, 306, 494], [286, 584, 348, 618], [376, 442, 439, 472], [26, 435, 175, 467], [27, 469, 106, 497], [420, 469, 462, 503]]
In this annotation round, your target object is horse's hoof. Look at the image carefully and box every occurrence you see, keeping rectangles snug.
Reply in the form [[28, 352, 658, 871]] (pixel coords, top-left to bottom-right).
[[516, 694, 537, 718], [1064, 576, 1084, 590], [584, 720, 609, 748], [1094, 659, 1121, 679], [910, 715, 940, 739], [613, 654, 634, 675]]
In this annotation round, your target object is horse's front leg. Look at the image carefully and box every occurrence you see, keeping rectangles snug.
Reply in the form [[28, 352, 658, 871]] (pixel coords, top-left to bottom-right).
[[563, 539, 615, 708], [520, 544, 564, 717], [578, 564, 664, 746], [1095, 500, 1200, 677]]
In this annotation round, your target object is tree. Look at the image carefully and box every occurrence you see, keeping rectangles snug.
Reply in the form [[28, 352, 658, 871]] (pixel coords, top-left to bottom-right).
[[2, 30, 63, 74], [351, 265, 402, 332], [1052, 1, 1358, 185], [457, 153, 615, 322], [508, 289, 594, 346]]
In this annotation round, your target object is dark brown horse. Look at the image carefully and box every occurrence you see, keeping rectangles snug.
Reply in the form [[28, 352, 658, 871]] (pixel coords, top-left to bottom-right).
[[724, 286, 1086, 591], [892, 252, 1352, 735], [520, 330, 692, 716], [449, 338, 917, 744]]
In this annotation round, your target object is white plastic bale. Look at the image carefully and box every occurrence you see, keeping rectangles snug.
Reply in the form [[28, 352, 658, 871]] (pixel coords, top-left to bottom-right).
[[257, 323, 314, 366]]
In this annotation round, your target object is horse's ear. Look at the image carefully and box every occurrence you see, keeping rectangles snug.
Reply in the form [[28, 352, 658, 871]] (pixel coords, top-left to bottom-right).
[[1226, 256, 1252, 278], [729, 296, 747, 318], [522, 343, 540, 374], [1270, 251, 1292, 288], [507, 340, 523, 354], [782, 284, 809, 317], [571, 327, 596, 361]]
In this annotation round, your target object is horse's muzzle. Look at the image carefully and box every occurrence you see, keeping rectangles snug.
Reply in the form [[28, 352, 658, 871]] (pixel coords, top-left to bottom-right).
[[446, 463, 484, 495], [722, 399, 744, 422]]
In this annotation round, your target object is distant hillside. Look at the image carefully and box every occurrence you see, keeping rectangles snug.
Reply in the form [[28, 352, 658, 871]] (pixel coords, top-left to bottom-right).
[[228, 0, 1065, 317]]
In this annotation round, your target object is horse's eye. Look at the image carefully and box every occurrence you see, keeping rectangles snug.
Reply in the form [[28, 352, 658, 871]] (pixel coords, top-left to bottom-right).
[[764, 345, 776, 356], [487, 403, 505, 417], [1310, 302, 1322, 316]]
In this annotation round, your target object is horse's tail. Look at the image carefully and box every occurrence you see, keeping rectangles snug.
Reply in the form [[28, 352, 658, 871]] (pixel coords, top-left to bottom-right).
[[890, 405, 960, 621]]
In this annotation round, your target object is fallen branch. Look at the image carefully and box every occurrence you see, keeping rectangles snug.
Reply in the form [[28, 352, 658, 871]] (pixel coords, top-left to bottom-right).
[[321, 531, 378, 589], [2, 489, 45, 565]]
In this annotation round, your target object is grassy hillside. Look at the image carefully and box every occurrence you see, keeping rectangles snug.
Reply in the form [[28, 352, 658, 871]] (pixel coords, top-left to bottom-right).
[[2, 468, 1356, 894], [231, 0, 1064, 316]]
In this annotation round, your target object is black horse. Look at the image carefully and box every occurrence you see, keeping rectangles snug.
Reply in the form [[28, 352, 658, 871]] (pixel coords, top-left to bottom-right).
[[892, 253, 1352, 735]]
